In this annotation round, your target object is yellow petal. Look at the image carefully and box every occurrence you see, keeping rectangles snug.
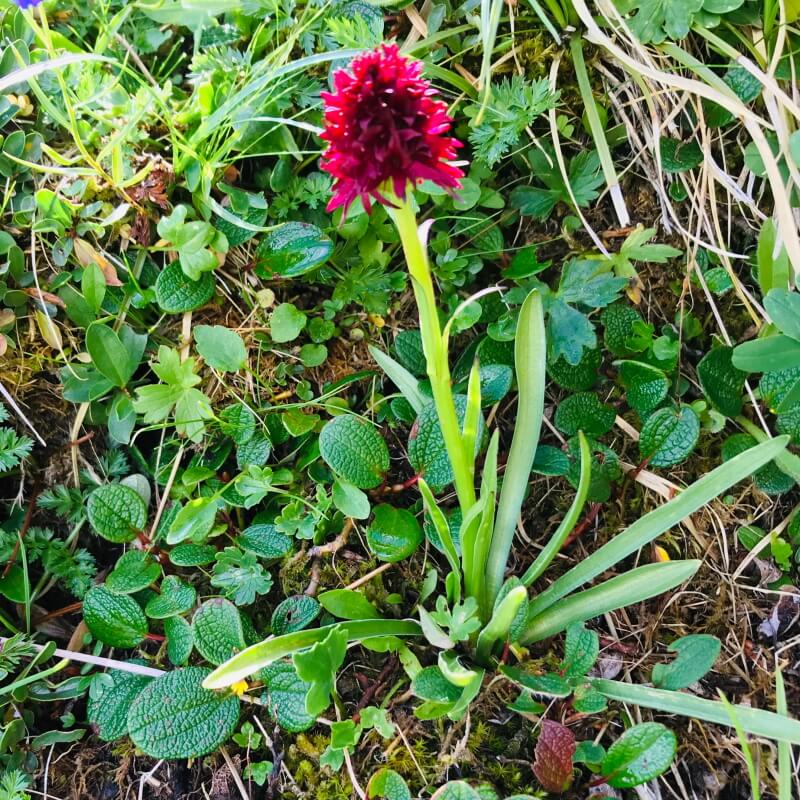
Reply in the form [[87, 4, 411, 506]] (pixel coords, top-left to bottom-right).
[[654, 545, 671, 562], [230, 680, 249, 697]]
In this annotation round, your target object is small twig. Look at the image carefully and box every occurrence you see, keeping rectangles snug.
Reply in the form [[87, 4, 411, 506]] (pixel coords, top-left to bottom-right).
[[563, 502, 602, 549], [0, 380, 46, 446], [221, 746, 250, 800], [67, 431, 95, 448], [355, 656, 398, 715], [344, 562, 392, 592], [308, 519, 353, 558]]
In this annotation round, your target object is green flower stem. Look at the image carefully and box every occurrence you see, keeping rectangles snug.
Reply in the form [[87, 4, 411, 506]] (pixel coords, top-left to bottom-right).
[[389, 199, 477, 514]]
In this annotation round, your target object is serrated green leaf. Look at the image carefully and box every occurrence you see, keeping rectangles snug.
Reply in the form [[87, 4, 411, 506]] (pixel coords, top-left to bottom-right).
[[602, 304, 644, 357], [263, 660, 316, 732], [411, 666, 462, 703], [563, 622, 599, 679], [617, 360, 669, 415], [271, 595, 321, 635], [319, 415, 389, 489], [127, 666, 239, 758], [165, 615, 194, 665], [554, 392, 615, 437], [169, 543, 217, 567], [155, 261, 215, 314], [548, 348, 601, 391]]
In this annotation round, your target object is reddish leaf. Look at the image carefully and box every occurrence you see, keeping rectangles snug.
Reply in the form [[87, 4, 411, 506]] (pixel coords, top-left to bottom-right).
[[533, 720, 576, 793]]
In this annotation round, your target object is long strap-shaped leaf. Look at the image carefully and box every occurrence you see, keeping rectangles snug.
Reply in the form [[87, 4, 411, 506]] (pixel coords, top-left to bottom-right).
[[592, 678, 800, 745], [203, 619, 421, 689], [368, 345, 426, 415], [485, 290, 546, 606], [526, 436, 789, 620], [522, 560, 699, 643]]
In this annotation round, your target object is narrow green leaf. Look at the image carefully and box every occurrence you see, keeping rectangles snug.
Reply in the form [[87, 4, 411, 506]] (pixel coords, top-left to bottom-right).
[[369, 345, 426, 415], [526, 437, 788, 620], [487, 289, 546, 605], [524, 561, 700, 643]]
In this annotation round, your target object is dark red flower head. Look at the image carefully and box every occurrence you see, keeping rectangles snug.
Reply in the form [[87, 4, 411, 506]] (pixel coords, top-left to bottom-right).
[[320, 43, 464, 214]]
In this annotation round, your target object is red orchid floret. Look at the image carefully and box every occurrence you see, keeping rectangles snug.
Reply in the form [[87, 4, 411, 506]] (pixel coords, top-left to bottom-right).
[[320, 43, 464, 214]]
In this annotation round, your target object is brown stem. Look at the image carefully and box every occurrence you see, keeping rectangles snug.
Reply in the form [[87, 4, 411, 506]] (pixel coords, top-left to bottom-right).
[[562, 502, 602, 549], [354, 655, 398, 717], [3, 478, 41, 578]]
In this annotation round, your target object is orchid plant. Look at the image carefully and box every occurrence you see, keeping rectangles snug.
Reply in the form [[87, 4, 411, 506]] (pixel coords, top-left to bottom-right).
[[203, 44, 800, 750]]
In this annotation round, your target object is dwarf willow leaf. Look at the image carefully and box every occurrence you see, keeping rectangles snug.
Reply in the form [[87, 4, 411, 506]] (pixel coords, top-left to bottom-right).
[[127, 667, 239, 759], [639, 405, 700, 467], [263, 660, 315, 732], [367, 504, 423, 562], [192, 598, 247, 666], [255, 222, 332, 278], [652, 634, 721, 690], [271, 595, 321, 635], [600, 722, 676, 788], [87, 667, 152, 741], [87, 484, 147, 543], [155, 261, 215, 313], [145, 576, 196, 619], [83, 587, 148, 648], [697, 347, 745, 417], [105, 550, 161, 595], [319, 415, 389, 489]]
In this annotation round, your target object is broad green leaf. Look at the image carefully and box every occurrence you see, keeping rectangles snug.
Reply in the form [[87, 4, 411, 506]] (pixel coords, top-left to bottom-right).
[[697, 347, 745, 417], [127, 667, 239, 758], [255, 221, 332, 278], [319, 415, 389, 489], [393, 330, 426, 376], [105, 551, 161, 595], [411, 666, 462, 703], [499, 666, 571, 698], [236, 523, 292, 559], [660, 137, 704, 169], [548, 348, 601, 391], [83, 586, 148, 648], [166, 496, 218, 545], [600, 722, 676, 788], [721, 433, 795, 495], [81, 261, 106, 312], [756, 219, 790, 295], [765, 289, 800, 340], [639, 405, 700, 467], [617, 360, 669, 415], [651, 634, 721, 689], [332, 477, 371, 519], [145, 576, 196, 619], [318, 589, 382, 620], [554, 392, 615, 437], [87, 484, 147, 543], [155, 262, 215, 313], [194, 325, 247, 372], [271, 595, 320, 635], [733, 335, 800, 373], [169, 543, 217, 566], [192, 598, 247, 666], [87, 667, 152, 741], [85, 323, 145, 388], [165, 615, 194, 665], [430, 783, 481, 800], [367, 768, 411, 800], [263, 659, 316, 732], [563, 621, 599, 679], [367, 504, 423, 562], [293, 627, 347, 716]]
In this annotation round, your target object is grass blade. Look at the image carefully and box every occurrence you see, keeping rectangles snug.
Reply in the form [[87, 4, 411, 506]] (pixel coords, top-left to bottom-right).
[[776, 669, 792, 800], [203, 619, 421, 689], [486, 289, 546, 606], [526, 436, 789, 619], [476, 585, 528, 663], [593, 678, 800, 745], [523, 560, 700, 643], [368, 345, 426, 415]]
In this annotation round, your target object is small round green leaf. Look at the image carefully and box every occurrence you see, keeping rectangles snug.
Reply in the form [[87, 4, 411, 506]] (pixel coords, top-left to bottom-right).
[[651, 634, 721, 690], [194, 325, 247, 372], [127, 666, 240, 759], [554, 393, 615, 437], [237, 523, 292, 559], [367, 504, 423, 562], [639, 405, 700, 467], [105, 551, 161, 595], [617, 361, 669, 416], [87, 484, 147, 543], [255, 222, 332, 278], [169, 543, 217, 567], [84, 587, 148, 648], [319, 415, 389, 489], [600, 722, 677, 788], [271, 595, 321, 635], [155, 261, 215, 313]]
